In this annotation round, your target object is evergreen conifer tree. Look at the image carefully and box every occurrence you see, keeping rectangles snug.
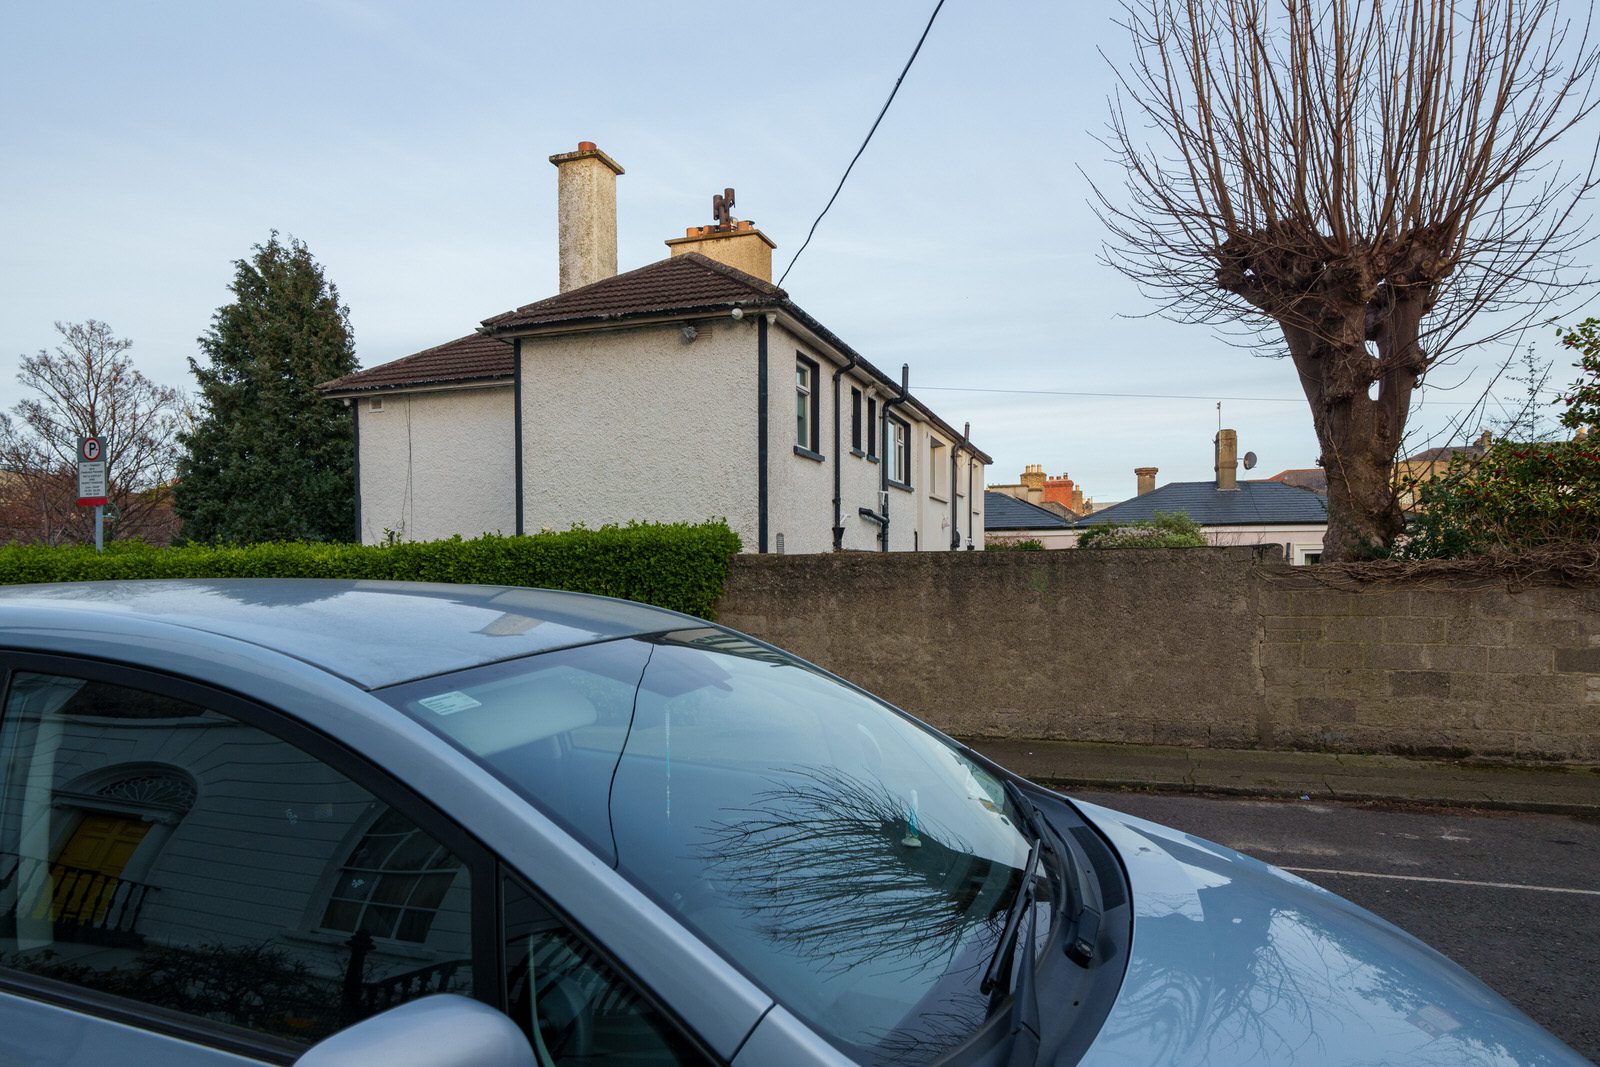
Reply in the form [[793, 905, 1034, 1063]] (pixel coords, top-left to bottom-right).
[[176, 233, 359, 542]]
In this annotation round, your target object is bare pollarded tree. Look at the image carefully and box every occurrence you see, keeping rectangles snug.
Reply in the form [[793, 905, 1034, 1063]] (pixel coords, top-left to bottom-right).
[[1093, 0, 1600, 560]]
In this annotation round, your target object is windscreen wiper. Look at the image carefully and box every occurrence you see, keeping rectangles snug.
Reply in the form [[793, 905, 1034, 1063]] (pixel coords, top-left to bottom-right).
[[979, 833, 1040, 1000], [1005, 778, 1100, 967]]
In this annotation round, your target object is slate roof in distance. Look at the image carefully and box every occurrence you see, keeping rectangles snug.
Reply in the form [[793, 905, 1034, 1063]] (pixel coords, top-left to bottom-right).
[[984, 491, 1076, 531], [319, 333, 514, 395], [1268, 467, 1328, 493], [1074, 479, 1328, 527]]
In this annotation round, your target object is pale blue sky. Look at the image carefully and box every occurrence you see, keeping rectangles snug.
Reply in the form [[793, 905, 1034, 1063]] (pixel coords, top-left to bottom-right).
[[1, 1, 1589, 503]]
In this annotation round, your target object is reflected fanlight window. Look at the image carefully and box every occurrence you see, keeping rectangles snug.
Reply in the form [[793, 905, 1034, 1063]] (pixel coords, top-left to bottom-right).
[[321, 807, 463, 943]]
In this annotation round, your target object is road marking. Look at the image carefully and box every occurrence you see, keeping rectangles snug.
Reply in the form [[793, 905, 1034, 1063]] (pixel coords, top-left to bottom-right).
[[1284, 866, 1600, 897]]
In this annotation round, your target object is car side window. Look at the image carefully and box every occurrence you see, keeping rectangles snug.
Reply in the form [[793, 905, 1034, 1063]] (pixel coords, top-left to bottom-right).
[[502, 875, 708, 1065], [0, 669, 475, 1048]]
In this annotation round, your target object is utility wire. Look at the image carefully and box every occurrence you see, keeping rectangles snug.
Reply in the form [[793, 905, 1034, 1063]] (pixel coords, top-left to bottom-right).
[[777, 0, 947, 288], [916, 384, 1485, 409]]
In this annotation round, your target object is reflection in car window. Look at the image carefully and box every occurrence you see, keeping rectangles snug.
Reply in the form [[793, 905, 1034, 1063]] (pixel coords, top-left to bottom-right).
[[0, 671, 473, 1046], [502, 875, 707, 1065], [382, 630, 1039, 1066]]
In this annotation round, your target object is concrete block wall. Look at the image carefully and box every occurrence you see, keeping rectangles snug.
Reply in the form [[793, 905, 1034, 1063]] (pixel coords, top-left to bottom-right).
[[714, 548, 1600, 762]]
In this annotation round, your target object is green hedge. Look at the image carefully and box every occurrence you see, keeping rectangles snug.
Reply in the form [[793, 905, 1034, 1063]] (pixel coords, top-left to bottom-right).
[[0, 522, 743, 620]]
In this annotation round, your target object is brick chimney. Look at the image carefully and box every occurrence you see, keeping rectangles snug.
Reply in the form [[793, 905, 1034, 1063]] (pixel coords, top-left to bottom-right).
[[1135, 467, 1158, 496], [665, 188, 778, 282], [1215, 429, 1239, 491], [550, 142, 624, 293], [1042, 471, 1076, 509], [1018, 464, 1046, 503]]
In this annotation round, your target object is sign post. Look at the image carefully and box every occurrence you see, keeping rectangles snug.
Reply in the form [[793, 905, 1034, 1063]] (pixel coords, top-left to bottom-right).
[[76, 435, 108, 552]]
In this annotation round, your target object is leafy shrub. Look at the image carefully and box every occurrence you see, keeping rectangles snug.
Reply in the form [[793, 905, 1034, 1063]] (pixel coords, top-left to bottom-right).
[[1393, 440, 1600, 559], [0, 521, 742, 619], [984, 538, 1046, 551], [1077, 511, 1206, 549], [1556, 316, 1600, 432]]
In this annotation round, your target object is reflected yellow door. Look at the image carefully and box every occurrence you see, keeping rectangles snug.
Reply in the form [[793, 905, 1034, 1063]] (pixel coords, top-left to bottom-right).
[[48, 813, 150, 923]]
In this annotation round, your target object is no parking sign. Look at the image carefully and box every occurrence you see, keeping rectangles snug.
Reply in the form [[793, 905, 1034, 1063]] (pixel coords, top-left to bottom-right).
[[76, 435, 108, 506]]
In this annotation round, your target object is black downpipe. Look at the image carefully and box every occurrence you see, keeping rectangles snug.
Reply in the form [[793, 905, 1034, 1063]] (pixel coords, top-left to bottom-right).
[[831, 353, 858, 550], [879, 364, 910, 552], [966, 441, 976, 548], [951, 420, 968, 550], [513, 338, 524, 536], [757, 317, 769, 553], [351, 400, 362, 542]]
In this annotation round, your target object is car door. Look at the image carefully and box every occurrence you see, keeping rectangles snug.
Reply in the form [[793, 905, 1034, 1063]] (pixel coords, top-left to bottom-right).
[[0, 653, 724, 1067], [0, 653, 497, 1066]]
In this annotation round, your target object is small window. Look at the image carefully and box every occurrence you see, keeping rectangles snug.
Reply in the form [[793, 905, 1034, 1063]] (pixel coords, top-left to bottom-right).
[[929, 438, 948, 499], [886, 415, 910, 486], [866, 397, 878, 457], [0, 669, 476, 1048], [795, 355, 820, 454], [851, 387, 862, 452], [503, 876, 707, 1064], [370, 397, 384, 412]]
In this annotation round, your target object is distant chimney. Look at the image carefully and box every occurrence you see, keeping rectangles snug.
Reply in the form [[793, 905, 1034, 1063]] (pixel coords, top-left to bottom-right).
[[665, 187, 778, 282], [1135, 467, 1158, 496], [550, 142, 624, 293], [1215, 429, 1239, 491]]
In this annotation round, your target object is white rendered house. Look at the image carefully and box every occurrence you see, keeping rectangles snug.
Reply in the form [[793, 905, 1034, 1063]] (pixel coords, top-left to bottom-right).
[[320, 143, 989, 553]]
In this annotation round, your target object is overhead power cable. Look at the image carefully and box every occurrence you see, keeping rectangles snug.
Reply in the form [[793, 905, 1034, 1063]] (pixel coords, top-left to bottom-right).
[[916, 384, 1484, 409], [777, 0, 948, 288]]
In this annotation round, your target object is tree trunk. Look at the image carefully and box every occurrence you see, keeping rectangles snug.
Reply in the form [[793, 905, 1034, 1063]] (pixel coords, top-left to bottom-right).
[[1282, 313, 1415, 562]]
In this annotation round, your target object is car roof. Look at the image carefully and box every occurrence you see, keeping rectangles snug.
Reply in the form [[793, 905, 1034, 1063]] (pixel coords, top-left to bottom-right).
[[0, 579, 692, 689]]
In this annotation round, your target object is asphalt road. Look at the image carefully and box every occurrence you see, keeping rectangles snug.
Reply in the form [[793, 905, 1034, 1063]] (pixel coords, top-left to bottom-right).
[[1072, 790, 1600, 1064]]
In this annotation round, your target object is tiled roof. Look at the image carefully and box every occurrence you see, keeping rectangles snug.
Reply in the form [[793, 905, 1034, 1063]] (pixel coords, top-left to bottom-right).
[[1268, 467, 1328, 493], [481, 252, 783, 329], [318, 253, 992, 463], [319, 333, 513, 395], [984, 491, 1075, 531], [1075, 479, 1328, 527]]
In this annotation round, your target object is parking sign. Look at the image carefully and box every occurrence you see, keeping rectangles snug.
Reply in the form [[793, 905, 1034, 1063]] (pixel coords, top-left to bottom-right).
[[77, 435, 108, 506]]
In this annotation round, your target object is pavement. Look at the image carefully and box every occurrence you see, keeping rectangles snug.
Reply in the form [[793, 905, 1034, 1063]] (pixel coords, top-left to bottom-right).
[[965, 738, 1600, 815]]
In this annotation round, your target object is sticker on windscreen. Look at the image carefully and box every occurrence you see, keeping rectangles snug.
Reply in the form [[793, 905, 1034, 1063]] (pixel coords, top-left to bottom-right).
[[418, 691, 482, 716]]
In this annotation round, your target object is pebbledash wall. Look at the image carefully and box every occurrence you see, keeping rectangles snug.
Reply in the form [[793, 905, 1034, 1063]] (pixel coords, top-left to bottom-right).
[[715, 547, 1600, 762]]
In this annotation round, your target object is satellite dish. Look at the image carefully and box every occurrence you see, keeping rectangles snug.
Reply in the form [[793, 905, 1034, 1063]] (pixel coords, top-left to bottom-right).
[[1242, 451, 1258, 470]]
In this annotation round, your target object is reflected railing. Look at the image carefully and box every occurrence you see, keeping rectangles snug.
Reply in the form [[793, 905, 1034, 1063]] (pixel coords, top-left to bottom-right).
[[0, 852, 155, 947]]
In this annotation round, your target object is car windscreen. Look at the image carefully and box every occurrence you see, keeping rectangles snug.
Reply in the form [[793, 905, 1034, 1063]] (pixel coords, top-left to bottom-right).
[[380, 628, 1039, 1065]]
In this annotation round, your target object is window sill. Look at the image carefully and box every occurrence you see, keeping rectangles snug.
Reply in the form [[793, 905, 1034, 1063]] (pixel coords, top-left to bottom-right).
[[864, 454, 880, 464], [793, 445, 825, 463], [930, 493, 949, 504], [888, 479, 914, 493], [850, 447, 866, 458]]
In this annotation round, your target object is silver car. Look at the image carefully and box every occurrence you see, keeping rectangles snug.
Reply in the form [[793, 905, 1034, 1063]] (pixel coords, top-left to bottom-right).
[[0, 580, 1585, 1066]]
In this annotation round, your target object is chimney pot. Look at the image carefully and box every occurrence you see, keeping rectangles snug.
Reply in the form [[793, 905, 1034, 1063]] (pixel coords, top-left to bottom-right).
[[577, 140, 596, 152]]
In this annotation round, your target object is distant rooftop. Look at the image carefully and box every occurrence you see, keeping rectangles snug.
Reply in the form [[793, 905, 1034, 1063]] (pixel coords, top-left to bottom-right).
[[984, 491, 1075, 531], [1268, 467, 1328, 493], [1075, 479, 1328, 527]]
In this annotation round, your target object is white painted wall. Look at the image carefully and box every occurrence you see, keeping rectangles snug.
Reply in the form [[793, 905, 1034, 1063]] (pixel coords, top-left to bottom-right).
[[766, 322, 986, 553], [356, 387, 516, 545], [521, 322, 760, 548]]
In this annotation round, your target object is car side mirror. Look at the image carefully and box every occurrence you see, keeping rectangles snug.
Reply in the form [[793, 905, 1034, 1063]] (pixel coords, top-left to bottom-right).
[[294, 994, 537, 1067]]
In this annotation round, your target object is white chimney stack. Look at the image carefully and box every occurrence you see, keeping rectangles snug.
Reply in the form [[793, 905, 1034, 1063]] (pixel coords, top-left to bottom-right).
[[549, 141, 624, 293]]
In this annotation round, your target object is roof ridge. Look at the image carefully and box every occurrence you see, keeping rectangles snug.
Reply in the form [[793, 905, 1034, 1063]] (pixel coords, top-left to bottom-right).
[[674, 252, 788, 298]]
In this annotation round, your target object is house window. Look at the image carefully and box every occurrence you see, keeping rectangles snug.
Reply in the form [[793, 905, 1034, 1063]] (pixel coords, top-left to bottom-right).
[[929, 438, 948, 499], [851, 387, 862, 452], [866, 397, 878, 457], [886, 415, 910, 486], [370, 397, 384, 412], [795, 356, 820, 454]]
